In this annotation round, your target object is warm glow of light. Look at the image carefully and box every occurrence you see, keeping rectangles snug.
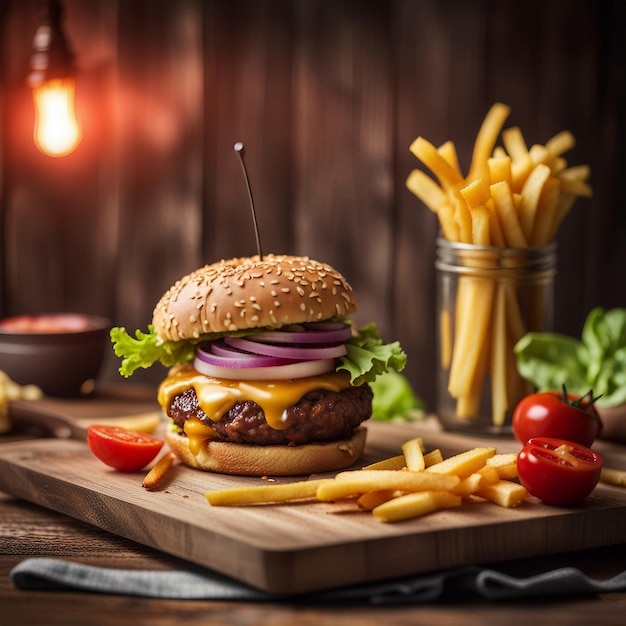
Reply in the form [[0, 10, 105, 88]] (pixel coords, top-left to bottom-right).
[[33, 78, 82, 157]]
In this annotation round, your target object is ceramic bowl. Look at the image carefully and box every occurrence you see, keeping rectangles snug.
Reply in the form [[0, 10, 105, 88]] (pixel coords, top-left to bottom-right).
[[0, 314, 110, 397], [597, 405, 626, 445]]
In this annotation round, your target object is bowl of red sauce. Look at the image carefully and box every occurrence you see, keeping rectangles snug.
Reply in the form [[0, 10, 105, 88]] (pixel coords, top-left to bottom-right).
[[0, 314, 110, 397]]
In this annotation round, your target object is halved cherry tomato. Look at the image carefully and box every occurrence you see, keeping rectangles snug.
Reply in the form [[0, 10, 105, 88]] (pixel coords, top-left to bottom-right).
[[517, 437, 603, 506], [512, 388, 602, 447], [87, 425, 163, 472]]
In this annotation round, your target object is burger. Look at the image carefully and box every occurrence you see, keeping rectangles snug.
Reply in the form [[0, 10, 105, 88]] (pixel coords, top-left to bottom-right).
[[111, 254, 406, 476]]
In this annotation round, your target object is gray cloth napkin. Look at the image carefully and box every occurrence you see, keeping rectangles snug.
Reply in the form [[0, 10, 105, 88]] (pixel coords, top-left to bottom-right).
[[10, 558, 626, 603]]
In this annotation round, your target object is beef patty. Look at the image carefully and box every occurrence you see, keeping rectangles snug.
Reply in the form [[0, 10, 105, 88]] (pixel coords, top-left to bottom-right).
[[167, 384, 373, 446]]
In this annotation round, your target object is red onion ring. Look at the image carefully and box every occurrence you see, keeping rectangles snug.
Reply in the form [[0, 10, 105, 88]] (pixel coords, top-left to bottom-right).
[[193, 356, 336, 380], [196, 341, 298, 369], [253, 322, 352, 345], [224, 336, 347, 360]]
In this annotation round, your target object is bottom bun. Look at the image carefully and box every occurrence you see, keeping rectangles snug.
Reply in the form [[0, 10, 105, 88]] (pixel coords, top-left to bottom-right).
[[165, 426, 368, 477]]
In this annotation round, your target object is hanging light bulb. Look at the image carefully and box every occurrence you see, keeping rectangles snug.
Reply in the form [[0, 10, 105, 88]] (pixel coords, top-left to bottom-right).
[[32, 77, 81, 157], [28, 0, 81, 157]]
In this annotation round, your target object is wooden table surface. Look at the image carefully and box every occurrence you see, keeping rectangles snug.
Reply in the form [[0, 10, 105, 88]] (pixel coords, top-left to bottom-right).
[[2, 431, 626, 625]]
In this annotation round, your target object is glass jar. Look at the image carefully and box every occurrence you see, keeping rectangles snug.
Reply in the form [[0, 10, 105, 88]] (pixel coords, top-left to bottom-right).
[[435, 238, 557, 435]]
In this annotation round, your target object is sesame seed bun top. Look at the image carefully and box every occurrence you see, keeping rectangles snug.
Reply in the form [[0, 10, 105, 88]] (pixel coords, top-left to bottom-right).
[[152, 254, 358, 342]]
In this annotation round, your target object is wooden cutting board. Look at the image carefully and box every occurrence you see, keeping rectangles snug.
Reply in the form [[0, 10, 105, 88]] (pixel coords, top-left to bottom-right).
[[1, 417, 625, 595]]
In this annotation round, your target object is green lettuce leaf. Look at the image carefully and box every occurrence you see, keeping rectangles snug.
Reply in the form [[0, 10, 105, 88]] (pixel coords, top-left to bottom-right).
[[514, 307, 626, 408], [338, 323, 407, 386], [110, 325, 197, 377]]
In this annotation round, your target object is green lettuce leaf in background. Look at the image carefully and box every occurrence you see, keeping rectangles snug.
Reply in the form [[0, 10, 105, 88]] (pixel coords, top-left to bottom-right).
[[514, 307, 626, 408], [369, 369, 426, 421]]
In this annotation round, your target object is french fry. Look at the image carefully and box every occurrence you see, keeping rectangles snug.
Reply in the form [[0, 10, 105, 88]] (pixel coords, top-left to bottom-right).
[[363, 455, 407, 471], [450, 193, 473, 244], [440, 305, 453, 370], [490, 284, 508, 427], [486, 453, 518, 480], [438, 140, 462, 176], [476, 480, 528, 508], [545, 130, 576, 160], [476, 466, 501, 488], [402, 437, 426, 471], [409, 136, 464, 191], [452, 473, 483, 497], [467, 102, 511, 183], [425, 447, 496, 479], [423, 448, 444, 467], [518, 163, 552, 242], [559, 177, 593, 198], [437, 203, 460, 241], [488, 155, 512, 186], [447, 276, 495, 400], [531, 176, 561, 246], [559, 164, 590, 183], [486, 199, 506, 247], [406, 169, 448, 212], [205, 478, 329, 506], [357, 489, 401, 511], [548, 192, 577, 241], [142, 452, 176, 490], [454, 466, 501, 497], [320, 470, 460, 500], [373, 490, 462, 523], [455, 324, 490, 420], [600, 468, 626, 488], [461, 179, 491, 209], [529, 143, 549, 165], [470, 205, 491, 246], [492, 145, 507, 159], [490, 181, 527, 247], [502, 126, 529, 162]]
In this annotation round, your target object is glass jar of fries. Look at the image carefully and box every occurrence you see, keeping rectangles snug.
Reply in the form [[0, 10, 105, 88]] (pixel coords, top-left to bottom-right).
[[435, 238, 557, 435]]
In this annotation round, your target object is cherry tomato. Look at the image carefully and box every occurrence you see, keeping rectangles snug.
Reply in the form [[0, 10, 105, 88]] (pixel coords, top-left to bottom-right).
[[517, 437, 603, 506], [512, 388, 602, 447], [87, 425, 163, 472]]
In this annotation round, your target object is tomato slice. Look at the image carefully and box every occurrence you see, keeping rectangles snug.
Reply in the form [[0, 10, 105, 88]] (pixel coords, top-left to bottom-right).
[[87, 425, 163, 472], [516, 437, 603, 506]]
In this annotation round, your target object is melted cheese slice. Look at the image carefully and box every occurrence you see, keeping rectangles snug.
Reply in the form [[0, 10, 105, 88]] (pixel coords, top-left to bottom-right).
[[158, 363, 352, 433]]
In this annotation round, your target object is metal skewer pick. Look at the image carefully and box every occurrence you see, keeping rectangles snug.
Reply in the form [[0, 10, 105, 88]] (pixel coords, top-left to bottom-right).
[[234, 142, 263, 260]]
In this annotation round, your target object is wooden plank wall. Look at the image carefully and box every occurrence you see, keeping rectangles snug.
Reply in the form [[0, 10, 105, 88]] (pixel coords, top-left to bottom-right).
[[1, 0, 624, 410]]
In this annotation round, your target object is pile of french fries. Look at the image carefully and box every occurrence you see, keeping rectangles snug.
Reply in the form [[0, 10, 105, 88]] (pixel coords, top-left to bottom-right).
[[205, 437, 527, 523], [406, 103, 592, 426], [0, 370, 43, 433]]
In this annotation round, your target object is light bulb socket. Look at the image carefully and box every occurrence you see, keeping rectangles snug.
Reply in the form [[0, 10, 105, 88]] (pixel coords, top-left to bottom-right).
[[27, 0, 76, 87]]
